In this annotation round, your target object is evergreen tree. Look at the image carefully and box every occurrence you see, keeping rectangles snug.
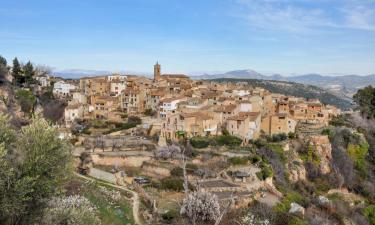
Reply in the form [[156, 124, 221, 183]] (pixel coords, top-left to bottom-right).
[[353, 85, 375, 119], [0, 55, 8, 81], [23, 61, 35, 85], [0, 55, 6, 67], [12, 57, 23, 85]]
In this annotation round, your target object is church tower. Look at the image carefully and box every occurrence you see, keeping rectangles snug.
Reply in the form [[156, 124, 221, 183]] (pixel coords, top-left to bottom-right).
[[154, 61, 161, 81]]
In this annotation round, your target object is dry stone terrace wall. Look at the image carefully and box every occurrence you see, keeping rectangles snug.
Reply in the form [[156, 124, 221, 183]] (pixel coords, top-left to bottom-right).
[[91, 153, 152, 167]]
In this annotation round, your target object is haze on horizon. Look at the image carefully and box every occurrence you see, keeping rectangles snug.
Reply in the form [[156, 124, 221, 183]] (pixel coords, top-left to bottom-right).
[[1, 0, 374, 76]]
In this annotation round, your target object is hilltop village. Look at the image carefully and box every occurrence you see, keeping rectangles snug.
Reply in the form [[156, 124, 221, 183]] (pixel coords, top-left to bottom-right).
[[59, 62, 340, 141], [2, 60, 375, 225]]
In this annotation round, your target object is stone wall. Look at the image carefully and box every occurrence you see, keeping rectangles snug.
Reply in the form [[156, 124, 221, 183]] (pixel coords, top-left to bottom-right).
[[91, 154, 151, 167]]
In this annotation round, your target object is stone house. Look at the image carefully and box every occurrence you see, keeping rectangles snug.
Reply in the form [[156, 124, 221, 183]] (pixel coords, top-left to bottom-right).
[[227, 112, 261, 143], [64, 104, 84, 126], [261, 113, 297, 135]]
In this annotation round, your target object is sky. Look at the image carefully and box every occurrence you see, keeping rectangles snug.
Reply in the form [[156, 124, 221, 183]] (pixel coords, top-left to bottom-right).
[[0, 0, 375, 76]]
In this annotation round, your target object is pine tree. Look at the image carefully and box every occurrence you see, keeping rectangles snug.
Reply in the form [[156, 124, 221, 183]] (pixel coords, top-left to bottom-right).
[[0, 55, 7, 80], [12, 57, 23, 85], [0, 55, 6, 67], [24, 61, 35, 85]]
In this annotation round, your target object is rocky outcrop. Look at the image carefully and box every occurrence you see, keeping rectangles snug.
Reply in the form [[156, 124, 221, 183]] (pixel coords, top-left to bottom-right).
[[289, 202, 305, 217], [308, 135, 332, 174], [288, 159, 307, 182]]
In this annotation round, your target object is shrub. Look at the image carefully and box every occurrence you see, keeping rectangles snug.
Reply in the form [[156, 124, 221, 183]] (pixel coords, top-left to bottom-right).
[[321, 128, 332, 136], [127, 116, 142, 125], [363, 205, 375, 225], [15, 89, 36, 114], [275, 191, 306, 212], [144, 109, 156, 116], [254, 138, 267, 148], [162, 209, 178, 221], [256, 162, 273, 180], [250, 155, 261, 164], [214, 135, 242, 146], [170, 167, 183, 177], [288, 132, 296, 139], [228, 156, 249, 165], [190, 136, 210, 148], [160, 177, 184, 191], [347, 141, 369, 178]]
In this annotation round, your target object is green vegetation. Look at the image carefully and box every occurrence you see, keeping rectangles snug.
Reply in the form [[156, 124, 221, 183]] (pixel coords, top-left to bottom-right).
[[275, 191, 306, 212], [87, 116, 142, 134], [160, 177, 185, 191], [162, 209, 178, 221], [15, 89, 36, 115], [329, 114, 353, 127], [190, 134, 242, 148], [214, 134, 242, 146], [190, 136, 210, 148], [266, 133, 288, 142], [0, 114, 72, 224], [228, 156, 249, 165], [144, 108, 156, 116], [363, 205, 375, 225], [256, 161, 273, 180], [347, 141, 369, 178], [353, 85, 375, 118]]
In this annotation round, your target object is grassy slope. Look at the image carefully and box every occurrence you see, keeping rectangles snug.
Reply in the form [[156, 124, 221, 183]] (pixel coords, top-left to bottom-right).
[[68, 177, 134, 225]]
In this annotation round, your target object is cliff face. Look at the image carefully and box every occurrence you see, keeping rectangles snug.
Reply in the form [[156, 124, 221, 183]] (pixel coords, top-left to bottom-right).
[[308, 135, 332, 174]]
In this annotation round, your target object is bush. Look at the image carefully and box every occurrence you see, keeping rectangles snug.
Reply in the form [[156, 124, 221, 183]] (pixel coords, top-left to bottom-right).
[[127, 116, 142, 125], [321, 128, 332, 136], [228, 156, 249, 165], [160, 177, 184, 191], [363, 205, 375, 225], [288, 132, 296, 139], [254, 138, 267, 148], [144, 109, 156, 116], [15, 89, 36, 114], [162, 210, 178, 221], [275, 191, 307, 212], [190, 136, 210, 148], [170, 167, 183, 177], [214, 135, 242, 146], [256, 162, 273, 180], [347, 141, 369, 178], [269, 133, 288, 142]]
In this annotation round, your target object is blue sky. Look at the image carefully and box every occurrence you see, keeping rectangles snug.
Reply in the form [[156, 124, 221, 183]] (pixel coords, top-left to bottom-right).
[[1, 0, 374, 75]]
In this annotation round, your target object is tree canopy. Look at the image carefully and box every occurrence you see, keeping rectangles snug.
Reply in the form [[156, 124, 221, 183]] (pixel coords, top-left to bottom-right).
[[353, 85, 375, 119], [0, 114, 72, 225]]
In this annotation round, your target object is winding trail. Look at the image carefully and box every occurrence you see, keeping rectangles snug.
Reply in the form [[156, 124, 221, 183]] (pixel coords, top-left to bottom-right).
[[74, 172, 142, 225]]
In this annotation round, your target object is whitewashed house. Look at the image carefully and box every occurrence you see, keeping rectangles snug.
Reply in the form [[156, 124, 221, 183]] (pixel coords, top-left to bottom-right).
[[53, 81, 76, 98], [35, 74, 50, 87]]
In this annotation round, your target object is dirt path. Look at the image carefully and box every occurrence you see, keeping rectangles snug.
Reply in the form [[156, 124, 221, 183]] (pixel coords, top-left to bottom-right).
[[74, 172, 142, 225]]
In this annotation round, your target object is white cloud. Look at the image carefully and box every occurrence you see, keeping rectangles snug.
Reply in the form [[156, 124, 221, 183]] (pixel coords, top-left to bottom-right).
[[233, 0, 375, 32]]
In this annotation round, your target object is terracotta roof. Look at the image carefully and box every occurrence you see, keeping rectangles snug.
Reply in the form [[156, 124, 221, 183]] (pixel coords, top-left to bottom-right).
[[65, 104, 81, 110], [162, 74, 189, 79], [227, 112, 260, 121], [214, 104, 236, 112], [181, 112, 213, 120]]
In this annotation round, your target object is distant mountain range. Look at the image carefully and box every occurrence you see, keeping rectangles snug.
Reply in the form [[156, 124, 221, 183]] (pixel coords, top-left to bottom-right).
[[54, 68, 375, 98], [212, 78, 353, 110], [193, 70, 375, 98]]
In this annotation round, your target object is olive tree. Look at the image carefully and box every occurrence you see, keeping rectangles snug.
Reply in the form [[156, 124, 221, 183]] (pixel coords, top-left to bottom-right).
[[0, 114, 72, 224]]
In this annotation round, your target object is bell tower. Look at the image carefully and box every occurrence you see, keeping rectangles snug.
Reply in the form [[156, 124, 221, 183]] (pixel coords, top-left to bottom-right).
[[154, 61, 161, 81]]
